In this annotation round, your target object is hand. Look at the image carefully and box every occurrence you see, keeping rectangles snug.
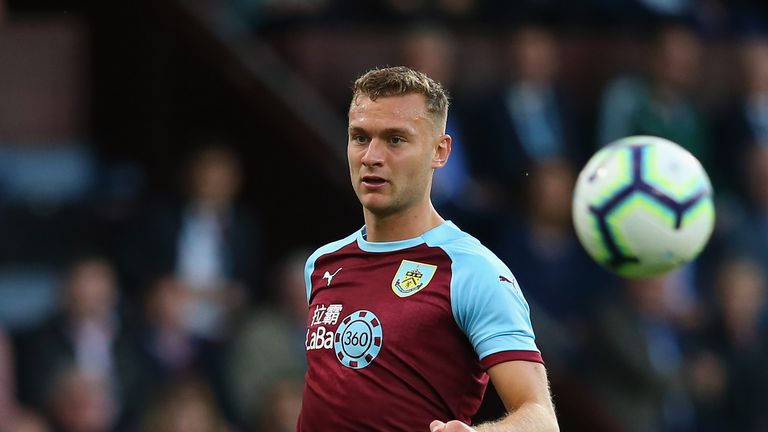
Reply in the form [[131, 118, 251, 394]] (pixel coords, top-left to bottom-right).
[[430, 420, 476, 431]]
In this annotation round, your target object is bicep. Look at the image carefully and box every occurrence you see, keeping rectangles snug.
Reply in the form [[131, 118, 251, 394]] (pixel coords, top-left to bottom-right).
[[451, 268, 538, 358], [487, 360, 554, 413]]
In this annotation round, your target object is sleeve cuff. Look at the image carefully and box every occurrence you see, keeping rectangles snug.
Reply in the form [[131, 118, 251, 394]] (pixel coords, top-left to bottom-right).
[[480, 350, 545, 370]]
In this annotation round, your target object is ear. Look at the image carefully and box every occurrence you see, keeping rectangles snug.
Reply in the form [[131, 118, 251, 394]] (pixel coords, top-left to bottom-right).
[[432, 134, 452, 169]]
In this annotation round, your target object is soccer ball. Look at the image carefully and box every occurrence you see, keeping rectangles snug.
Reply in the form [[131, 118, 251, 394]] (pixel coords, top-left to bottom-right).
[[572, 135, 715, 278]]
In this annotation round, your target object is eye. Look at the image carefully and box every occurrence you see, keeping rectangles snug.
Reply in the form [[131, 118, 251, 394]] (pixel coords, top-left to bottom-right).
[[351, 135, 369, 144], [389, 136, 405, 145]]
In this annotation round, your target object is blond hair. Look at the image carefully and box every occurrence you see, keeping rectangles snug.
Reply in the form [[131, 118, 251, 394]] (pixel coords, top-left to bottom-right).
[[350, 66, 450, 125]]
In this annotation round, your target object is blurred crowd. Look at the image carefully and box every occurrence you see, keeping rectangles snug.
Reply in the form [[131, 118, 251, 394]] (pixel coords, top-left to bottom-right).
[[2, 1, 768, 432]]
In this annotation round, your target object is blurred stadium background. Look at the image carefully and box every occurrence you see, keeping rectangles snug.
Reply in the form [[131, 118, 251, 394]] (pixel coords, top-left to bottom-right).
[[1, 0, 768, 431]]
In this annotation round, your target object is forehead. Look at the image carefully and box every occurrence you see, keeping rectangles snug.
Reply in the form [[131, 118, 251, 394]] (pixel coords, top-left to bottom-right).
[[349, 93, 430, 127]]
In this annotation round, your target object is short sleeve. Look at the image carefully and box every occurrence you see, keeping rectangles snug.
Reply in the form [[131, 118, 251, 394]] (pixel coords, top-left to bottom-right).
[[450, 255, 542, 367]]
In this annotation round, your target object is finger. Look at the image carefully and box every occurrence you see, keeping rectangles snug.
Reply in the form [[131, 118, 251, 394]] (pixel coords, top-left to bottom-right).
[[430, 420, 446, 431]]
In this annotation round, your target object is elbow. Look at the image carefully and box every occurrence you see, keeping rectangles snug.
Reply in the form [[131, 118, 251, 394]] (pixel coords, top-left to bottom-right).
[[548, 419, 560, 432], [542, 405, 560, 432], [529, 402, 560, 432], [539, 412, 559, 432]]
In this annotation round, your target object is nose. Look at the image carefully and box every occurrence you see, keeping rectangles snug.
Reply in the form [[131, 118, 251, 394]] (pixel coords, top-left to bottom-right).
[[361, 138, 384, 167]]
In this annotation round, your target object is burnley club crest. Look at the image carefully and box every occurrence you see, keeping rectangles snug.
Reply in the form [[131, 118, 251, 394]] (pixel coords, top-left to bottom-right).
[[391, 260, 437, 297]]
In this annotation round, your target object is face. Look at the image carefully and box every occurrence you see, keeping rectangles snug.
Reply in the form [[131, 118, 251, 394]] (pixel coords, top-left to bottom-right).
[[146, 277, 188, 329], [348, 93, 449, 217], [509, 27, 558, 83], [51, 371, 113, 432], [717, 260, 765, 326], [191, 150, 242, 207], [741, 39, 768, 95], [402, 31, 454, 86], [626, 275, 669, 317], [528, 159, 574, 226], [65, 260, 117, 321], [655, 27, 701, 90]]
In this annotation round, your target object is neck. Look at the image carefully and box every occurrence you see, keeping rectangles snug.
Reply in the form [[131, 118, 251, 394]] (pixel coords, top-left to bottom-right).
[[653, 81, 685, 104], [363, 202, 444, 242], [71, 313, 112, 329], [192, 198, 231, 214]]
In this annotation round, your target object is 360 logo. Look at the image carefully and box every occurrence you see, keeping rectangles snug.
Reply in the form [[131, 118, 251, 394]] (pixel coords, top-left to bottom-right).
[[334, 310, 383, 369]]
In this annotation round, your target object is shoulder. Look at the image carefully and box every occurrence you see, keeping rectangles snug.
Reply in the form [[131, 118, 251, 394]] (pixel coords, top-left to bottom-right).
[[306, 231, 358, 266], [304, 230, 358, 279], [438, 227, 538, 358], [426, 223, 514, 285]]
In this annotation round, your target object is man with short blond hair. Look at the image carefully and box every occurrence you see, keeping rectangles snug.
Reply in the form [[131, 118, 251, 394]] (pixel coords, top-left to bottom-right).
[[298, 66, 559, 432]]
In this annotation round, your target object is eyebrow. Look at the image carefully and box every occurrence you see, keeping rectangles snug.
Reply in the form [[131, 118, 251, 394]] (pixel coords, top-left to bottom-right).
[[348, 126, 413, 136]]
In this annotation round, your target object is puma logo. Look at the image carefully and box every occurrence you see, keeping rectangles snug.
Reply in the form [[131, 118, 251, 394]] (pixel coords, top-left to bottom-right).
[[322, 268, 343, 286]]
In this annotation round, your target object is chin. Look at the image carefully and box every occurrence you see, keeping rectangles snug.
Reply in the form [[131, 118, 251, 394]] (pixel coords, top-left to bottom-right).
[[361, 200, 388, 214], [360, 198, 395, 216]]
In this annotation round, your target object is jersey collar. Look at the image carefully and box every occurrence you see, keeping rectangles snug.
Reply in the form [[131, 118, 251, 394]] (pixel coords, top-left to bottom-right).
[[356, 221, 458, 253]]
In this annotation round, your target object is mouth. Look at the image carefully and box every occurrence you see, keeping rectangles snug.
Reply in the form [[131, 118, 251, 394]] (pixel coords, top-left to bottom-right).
[[361, 175, 387, 187]]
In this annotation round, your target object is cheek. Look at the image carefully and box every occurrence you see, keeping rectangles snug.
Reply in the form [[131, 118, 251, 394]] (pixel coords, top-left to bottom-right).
[[402, 155, 433, 187], [347, 150, 359, 173], [348, 145, 365, 166], [420, 150, 437, 173]]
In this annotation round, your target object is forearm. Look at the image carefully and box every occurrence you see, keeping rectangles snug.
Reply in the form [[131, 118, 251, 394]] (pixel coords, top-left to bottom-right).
[[473, 402, 559, 432]]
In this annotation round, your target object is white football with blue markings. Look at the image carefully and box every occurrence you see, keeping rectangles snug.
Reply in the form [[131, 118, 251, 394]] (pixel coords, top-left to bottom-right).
[[572, 135, 715, 278]]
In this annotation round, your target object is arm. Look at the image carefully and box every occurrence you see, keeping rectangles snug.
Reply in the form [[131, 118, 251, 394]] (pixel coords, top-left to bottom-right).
[[430, 360, 559, 432]]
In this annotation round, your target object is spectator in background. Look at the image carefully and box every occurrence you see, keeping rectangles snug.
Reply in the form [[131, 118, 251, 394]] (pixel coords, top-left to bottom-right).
[[478, 23, 585, 215], [46, 367, 114, 432], [225, 249, 308, 431], [486, 159, 621, 431], [585, 274, 695, 432], [172, 145, 254, 340], [688, 257, 768, 432], [136, 276, 209, 405], [120, 142, 262, 341], [695, 37, 768, 301], [399, 23, 492, 236], [491, 159, 614, 374], [596, 23, 712, 172], [138, 375, 230, 432], [257, 379, 304, 432], [714, 35, 768, 200], [118, 142, 263, 425], [15, 256, 145, 432], [721, 145, 768, 272]]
